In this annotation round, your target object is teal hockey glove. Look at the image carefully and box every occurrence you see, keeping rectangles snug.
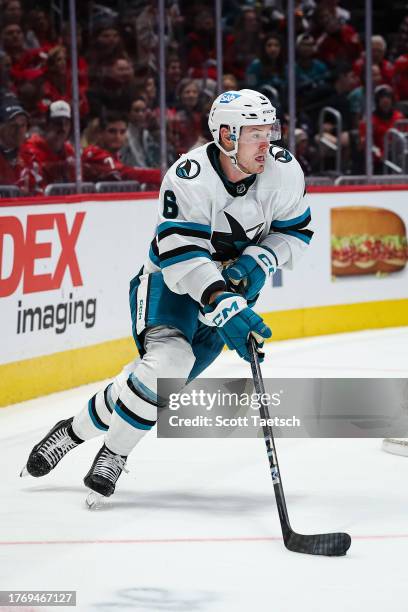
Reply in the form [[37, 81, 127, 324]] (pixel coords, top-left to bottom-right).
[[203, 292, 272, 362], [224, 246, 277, 301]]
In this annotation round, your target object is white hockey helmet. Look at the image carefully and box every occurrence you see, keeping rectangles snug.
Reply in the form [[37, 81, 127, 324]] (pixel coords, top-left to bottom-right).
[[208, 89, 281, 161]]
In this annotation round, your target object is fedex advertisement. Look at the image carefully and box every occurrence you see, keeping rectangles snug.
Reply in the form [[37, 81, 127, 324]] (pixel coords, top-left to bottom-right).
[[0, 199, 157, 365]]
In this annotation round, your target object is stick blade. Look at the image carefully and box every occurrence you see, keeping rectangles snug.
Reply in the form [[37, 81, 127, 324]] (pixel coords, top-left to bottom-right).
[[284, 531, 351, 556]]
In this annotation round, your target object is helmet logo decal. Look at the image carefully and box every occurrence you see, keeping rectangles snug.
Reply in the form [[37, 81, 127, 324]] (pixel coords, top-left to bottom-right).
[[176, 159, 201, 179], [219, 92, 242, 104]]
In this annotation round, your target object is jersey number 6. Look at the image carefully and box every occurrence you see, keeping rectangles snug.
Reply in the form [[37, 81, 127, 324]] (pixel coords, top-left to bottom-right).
[[163, 190, 179, 219]]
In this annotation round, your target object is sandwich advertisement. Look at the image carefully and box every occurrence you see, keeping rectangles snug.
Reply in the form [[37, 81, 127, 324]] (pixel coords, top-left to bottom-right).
[[256, 188, 408, 314], [331, 206, 408, 279]]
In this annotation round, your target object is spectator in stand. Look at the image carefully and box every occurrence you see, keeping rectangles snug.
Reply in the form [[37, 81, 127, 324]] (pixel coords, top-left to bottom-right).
[[393, 45, 408, 102], [60, 23, 89, 105], [186, 10, 217, 80], [141, 74, 158, 111], [315, 8, 362, 68], [0, 96, 31, 192], [134, 0, 158, 73], [359, 85, 404, 173], [82, 110, 161, 187], [25, 9, 56, 50], [0, 50, 15, 99], [316, 63, 358, 171], [262, 1, 310, 38], [119, 18, 138, 66], [294, 33, 331, 111], [353, 36, 394, 87], [2, 0, 23, 26], [224, 7, 262, 83], [223, 73, 238, 91], [87, 21, 125, 83], [39, 46, 89, 119], [139, 74, 160, 134], [167, 78, 203, 155], [166, 56, 183, 107], [16, 80, 44, 131], [1, 23, 26, 66], [2, 23, 48, 83], [120, 97, 160, 168], [310, 0, 350, 36], [348, 64, 382, 128], [20, 100, 75, 194], [246, 34, 286, 94], [295, 127, 318, 175], [87, 56, 138, 117]]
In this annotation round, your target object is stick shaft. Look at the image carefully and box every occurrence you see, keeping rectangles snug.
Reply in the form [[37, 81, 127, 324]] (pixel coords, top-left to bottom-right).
[[248, 337, 292, 536]]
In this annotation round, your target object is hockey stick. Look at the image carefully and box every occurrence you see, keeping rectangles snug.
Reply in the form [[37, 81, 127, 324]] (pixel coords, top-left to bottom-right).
[[248, 336, 351, 556]]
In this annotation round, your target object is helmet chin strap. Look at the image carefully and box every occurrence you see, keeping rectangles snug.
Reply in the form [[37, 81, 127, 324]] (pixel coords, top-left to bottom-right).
[[217, 133, 254, 177], [228, 153, 254, 177]]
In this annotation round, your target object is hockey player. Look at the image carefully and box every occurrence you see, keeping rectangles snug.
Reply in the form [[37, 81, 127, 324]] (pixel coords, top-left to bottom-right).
[[22, 89, 313, 504]]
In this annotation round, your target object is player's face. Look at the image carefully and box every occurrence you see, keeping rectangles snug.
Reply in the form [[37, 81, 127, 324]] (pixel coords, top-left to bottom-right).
[[236, 125, 272, 174]]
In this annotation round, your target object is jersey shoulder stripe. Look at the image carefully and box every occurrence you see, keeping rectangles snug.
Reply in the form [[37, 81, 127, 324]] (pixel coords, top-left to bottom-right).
[[280, 228, 313, 244], [157, 220, 212, 241], [270, 206, 311, 229], [160, 246, 212, 268]]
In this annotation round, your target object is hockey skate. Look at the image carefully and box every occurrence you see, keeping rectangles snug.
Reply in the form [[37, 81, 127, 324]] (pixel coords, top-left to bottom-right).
[[84, 444, 128, 508], [21, 417, 83, 477]]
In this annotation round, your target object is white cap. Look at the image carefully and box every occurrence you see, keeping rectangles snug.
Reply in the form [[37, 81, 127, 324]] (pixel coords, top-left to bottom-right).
[[49, 100, 71, 120]]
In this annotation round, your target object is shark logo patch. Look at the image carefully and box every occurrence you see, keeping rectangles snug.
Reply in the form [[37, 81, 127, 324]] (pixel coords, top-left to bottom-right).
[[176, 159, 201, 179]]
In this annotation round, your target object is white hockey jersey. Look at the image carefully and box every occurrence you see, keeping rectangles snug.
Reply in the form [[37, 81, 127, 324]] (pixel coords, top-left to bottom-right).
[[143, 142, 313, 306]]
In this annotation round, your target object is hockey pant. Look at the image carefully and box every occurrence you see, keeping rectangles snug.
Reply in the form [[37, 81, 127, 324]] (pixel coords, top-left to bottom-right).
[[72, 271, 224, 455]]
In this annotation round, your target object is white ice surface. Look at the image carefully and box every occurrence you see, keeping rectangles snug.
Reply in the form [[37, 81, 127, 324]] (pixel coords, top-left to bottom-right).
[[1, 327, 408, 612]]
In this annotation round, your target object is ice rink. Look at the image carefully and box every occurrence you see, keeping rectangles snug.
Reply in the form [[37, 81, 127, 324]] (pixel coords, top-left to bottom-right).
[[1, 327, 408, 612]]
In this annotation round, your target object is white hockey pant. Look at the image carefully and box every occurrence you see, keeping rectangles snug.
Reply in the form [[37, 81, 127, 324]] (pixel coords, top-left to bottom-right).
[[72, 326, 195, 455]]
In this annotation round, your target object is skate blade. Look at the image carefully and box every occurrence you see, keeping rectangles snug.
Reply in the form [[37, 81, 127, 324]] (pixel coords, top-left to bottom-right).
[[85, 490, 106, 510], [20, 465, 29, 477]]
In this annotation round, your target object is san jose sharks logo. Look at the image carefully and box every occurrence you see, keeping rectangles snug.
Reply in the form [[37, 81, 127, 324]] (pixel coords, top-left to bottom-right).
[[176, 159, 201, 179], [211, 212, 264, 261], [270, 146, 292, 163]]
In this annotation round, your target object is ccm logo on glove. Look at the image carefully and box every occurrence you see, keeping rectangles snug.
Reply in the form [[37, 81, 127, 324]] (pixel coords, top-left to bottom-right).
[[206, 294, 246, 327], [257, 252, 276, 275]]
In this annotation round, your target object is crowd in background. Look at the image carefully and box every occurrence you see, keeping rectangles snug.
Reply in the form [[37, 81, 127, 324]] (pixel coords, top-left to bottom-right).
[[1, 0, 408, 195]]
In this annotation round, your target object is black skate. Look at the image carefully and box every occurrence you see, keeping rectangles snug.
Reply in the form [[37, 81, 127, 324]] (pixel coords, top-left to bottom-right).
[[21, 417, 83, 477], [84, 444, 128, 508]]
